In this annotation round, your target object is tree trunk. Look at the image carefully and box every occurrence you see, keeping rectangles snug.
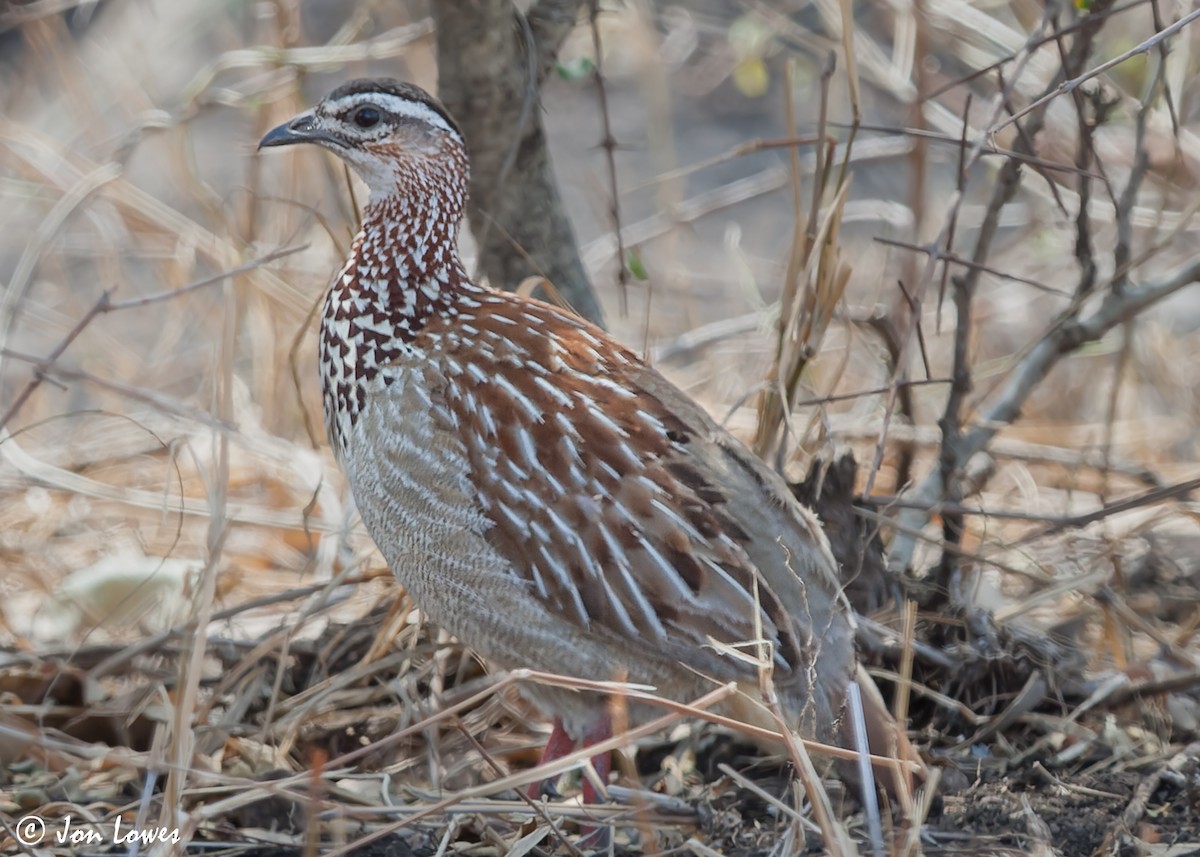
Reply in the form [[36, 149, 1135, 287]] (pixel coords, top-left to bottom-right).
[[433, 0, 606, 329]]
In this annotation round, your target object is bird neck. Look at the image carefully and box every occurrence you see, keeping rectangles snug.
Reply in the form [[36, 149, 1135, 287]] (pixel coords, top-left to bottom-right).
[[319, 155, 482, 453], [336, 148, 485, 339], [351, 191, 470, 319]]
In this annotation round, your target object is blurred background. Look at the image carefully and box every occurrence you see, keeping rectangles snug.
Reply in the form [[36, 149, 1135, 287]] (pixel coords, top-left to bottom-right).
[[2, 0, 1199, 853]]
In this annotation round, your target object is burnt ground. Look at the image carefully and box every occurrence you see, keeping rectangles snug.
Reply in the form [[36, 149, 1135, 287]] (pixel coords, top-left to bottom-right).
[[201, 762, 1200, 856], [8, 565, 1200, 857]]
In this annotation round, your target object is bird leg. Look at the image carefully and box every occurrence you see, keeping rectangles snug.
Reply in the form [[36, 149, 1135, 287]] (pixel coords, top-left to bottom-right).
[[526, 714, 613, 803], [526, 716, 577, 798], [579, 715, 613, 805]]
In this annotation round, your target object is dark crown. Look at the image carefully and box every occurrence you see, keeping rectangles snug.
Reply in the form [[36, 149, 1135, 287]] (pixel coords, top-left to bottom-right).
[[321, 78, 463, 139]]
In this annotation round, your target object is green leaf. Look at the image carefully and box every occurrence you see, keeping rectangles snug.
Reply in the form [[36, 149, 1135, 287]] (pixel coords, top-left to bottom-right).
[[556, 57, 595, 81], [626, 251, 649, 281]]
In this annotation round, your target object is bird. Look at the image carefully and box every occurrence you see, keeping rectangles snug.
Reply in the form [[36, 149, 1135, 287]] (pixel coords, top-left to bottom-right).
[[259, 78, 917, 804]]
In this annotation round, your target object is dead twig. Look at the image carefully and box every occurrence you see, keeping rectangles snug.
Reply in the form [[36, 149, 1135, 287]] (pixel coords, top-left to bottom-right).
[[0, 245, 306, 431]]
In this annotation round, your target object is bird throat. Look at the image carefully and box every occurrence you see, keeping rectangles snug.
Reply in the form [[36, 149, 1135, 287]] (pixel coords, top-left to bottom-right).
[[318, 173, 475, 455]]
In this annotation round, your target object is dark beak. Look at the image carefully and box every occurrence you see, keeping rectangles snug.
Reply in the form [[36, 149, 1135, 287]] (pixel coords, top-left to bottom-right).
[[258, 113, 340, 150]]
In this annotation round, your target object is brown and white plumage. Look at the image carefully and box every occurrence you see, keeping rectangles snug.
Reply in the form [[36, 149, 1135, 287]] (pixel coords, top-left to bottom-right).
[[260, 79, 913, 795]]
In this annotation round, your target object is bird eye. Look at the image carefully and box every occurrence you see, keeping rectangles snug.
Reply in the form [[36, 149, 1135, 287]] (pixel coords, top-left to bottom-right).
[[352, 106, 381, 128]]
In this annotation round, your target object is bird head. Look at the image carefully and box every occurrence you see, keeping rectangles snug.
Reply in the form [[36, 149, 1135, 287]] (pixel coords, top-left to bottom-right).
[[259, 78, 467, 200]]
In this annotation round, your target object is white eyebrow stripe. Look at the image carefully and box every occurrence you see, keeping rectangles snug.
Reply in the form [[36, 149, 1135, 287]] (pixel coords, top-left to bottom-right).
[[323, 92, 457, 135]]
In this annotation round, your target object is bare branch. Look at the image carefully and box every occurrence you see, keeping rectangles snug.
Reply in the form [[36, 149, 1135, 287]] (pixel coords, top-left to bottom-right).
[[887, 254, 1200, 571], [587, 0, 628, 315], [994, 7, 1200, 133]]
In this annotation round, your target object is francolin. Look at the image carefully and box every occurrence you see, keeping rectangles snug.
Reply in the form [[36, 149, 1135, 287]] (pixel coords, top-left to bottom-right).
[[260, 79, 916, 804]]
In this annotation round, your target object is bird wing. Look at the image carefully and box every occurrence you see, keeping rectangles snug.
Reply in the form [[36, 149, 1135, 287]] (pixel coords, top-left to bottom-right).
[[426, 295, 854, 685]]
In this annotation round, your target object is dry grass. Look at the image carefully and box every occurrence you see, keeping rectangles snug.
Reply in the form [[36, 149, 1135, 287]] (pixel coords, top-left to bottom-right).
[[2, 1, 1200, 855]]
